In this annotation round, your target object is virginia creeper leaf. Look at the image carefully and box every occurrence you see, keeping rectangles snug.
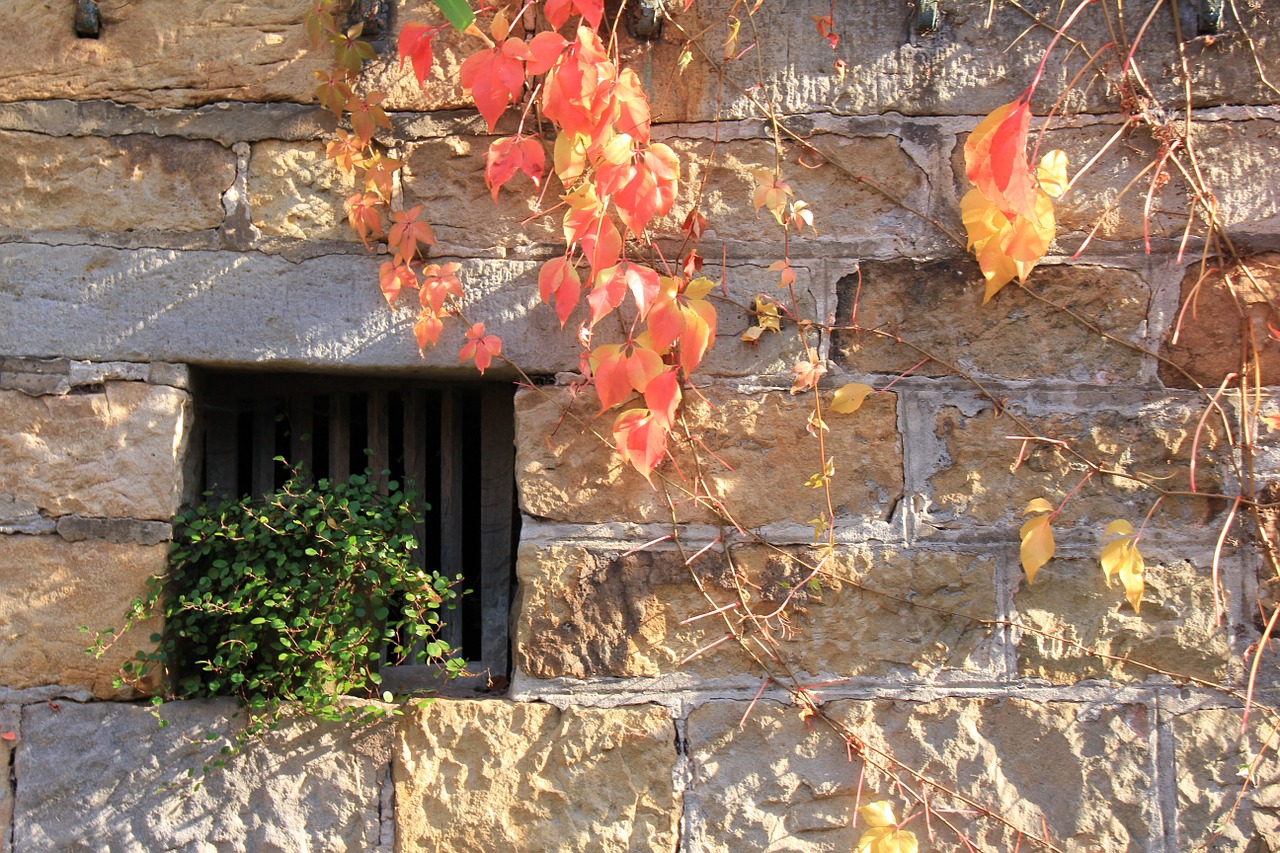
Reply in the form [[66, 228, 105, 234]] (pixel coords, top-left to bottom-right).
[[831, 382, 874, 414], [459, 322, 502, 373], [432, 0, 475, 32], [398, 23, 438, 88], [1019, 499, 1055, 583]]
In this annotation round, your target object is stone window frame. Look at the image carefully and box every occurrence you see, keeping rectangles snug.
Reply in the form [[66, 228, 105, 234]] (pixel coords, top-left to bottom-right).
[[192, 369, 517, 693]]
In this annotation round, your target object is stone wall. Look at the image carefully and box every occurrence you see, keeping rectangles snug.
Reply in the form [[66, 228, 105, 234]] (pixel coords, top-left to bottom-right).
[[1, 0, 1279, 851]]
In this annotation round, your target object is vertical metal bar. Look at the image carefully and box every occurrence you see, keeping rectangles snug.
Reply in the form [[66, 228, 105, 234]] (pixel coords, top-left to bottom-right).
[[478, 386, 515, 677], [251, 402, 277, 496], [368, 389, 389, 493], [329, 393, 351, 483], [289, 395, 314, 476], [438, 390, 465, 652]]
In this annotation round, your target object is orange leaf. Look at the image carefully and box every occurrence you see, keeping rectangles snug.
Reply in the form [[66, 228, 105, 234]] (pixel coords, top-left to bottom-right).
[[485, 135, 546, 201], [590, 341, 664, 411], [458, 322, 502, 373], [414, 310, 444, 353], [398, 22, 438, 89], [613, 408, 668, 484], [419, 262, 462, 313], [379, 260, 417, 305], [538, 256, 582, 326], [644, 368, 682, 428]]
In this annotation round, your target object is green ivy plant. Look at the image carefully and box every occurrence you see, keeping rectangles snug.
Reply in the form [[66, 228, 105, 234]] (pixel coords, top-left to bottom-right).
[[91, 465, 464, 778]]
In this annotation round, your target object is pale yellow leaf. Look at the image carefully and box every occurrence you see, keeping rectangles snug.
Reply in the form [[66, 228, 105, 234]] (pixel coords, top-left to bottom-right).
[[740, 326, 765, 342], [1023, 497, 1054, 515], [831, 382, 875, 414], [1119, 542, 1145, 613], [859, 801, 896, 828], [1020, 513, 1054, 583], [1100, 537, 1129, 586], [1104, 519, 1135, 537], [1037, 149, 1070, 198]]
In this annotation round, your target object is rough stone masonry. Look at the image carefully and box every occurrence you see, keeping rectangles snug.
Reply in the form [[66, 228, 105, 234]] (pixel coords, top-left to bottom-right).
[[1, 0, 1279, 851]]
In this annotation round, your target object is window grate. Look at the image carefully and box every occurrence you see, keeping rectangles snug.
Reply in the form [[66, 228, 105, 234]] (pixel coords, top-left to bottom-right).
[[197, 372, 517, 690]]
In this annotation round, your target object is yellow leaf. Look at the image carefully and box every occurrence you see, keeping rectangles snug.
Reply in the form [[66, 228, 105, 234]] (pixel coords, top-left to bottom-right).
[[831, 382, 874, 414], [754, 296, 781, 332], [1038, 149, 1070, 198], [859, 801, 896, 828], [1120, 544, 1145, 613], [857, 825, 919, 853], [1019, 513, 1054, 583], [1023, 497, 1055, 515], [1104, 519, 1134, 537], [1100, 524, 1145, 613]]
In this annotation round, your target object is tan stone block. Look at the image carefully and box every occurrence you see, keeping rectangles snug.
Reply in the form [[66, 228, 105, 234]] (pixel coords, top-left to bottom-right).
[[1174, 707, 1280, 852], [247, 140, 356, 241], [1159, 252, 1280, 389], [394, 700, 677, 852], [0, 132, 233, 232], [664, 133, 928, 251], [1016, 557, 1230, 684], [928, 393, 1226, 533], [0, 382, 190, 521], [0, 536, 162, 699], [0, 0, 327, 108], [516, 383, 901, 527], [835, 260, 1149, 382], [515, 543, 996, 680], [401, 136, 560, 255], [686, 697, 1152, 851]]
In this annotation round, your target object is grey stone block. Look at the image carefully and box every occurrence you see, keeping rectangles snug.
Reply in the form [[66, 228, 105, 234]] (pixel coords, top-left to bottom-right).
[[13, 698, 393, 853], [55, 517, 172, 546]]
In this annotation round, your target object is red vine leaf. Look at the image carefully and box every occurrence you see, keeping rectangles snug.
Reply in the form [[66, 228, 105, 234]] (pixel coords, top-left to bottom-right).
[[459, 322, 502, 373], [538, 256, 582, 326], [485, 135, 546, 201], [379, 260, 417, 304], [613, 408, 668, 483], [545, 0, 604, 31], [398, 22, 439, 89], [590, 339, 665, 411]]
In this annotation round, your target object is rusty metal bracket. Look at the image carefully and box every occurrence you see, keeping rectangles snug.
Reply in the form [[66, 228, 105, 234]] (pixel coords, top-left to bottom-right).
[[630, 0, 665, 41], [347, 0, 390, 41], [1197, 0, 1223, 34], [74, 0, 100, 38], [912, 0, 939, 34]]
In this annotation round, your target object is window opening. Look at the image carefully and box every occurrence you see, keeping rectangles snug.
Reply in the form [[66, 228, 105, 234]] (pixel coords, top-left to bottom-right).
[[196, 371, 517, 691]]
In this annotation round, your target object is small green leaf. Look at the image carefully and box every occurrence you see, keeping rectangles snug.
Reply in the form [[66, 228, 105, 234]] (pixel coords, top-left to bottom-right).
[[432, 0, 475, 31]]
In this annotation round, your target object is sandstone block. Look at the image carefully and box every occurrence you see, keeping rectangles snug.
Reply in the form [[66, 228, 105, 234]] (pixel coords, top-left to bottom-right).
[[1159, 252, 1280, 389], [833, 260, 1148, 382], [14, 698, 392, 852], [0, 244, 581, 374], [926, 391, 1226, 534], [394, 699, 677, 852], [515, 383, 901, 527], [0, 381, 190, 520], [1174, 707, 1280, 852], [0, 132, 233, 233], [248, 140, 356, 241], [515, 543, 997, 680], [1015, 556, 1231, 684], [0, 536, 164, 699], [685, 697, 1153, 851], [653, 0, 1280, 122]]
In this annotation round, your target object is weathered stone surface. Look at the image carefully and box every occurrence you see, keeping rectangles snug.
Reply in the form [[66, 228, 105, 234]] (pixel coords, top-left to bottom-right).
[[516, 383, 901, 527], [515, 543, 997, 680], [394, 699, 677, 852], [0, 536, 163, 698], [1174, 706, 1280, 852], [248, 140, 356, 241], [1016, 556, 1231, 684], [834, 260, 1148, 382], [654, 0, 1280, 121], [0, 495, 48, 535], [0, 0, 327, 108], [55, 516, 172, 546], [14, 698, 392, 852], [0, 132, 233, 233], [925, 391, 1226, 534], [0, 705, 15, 853], [1042, 121, 1280, 246], [0, 244, 581, 373], [0, 382, 189, 520], [1160, 252, 1280, 389], [685, 697, 1153, 851]]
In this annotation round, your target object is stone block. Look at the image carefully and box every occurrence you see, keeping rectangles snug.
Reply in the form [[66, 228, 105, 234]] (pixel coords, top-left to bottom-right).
[[515, 383, 901, 527], [0, 244, 582, 374], [394, 699, 677, 852], [1174, 706, 1280, 852], [0, 0, 329, 109], [926, 391, 1226, 534], [0, 495, 51, 535], [0, 536, 164, 699], [833, 259, 1148, 383], [1159, 252, 1280, 389], [13, 698, 392, 852], [55, 516, 172, 546], [1015, 556, 1231, 684], [0, 132, 233, 233], [653, 0, 1280, 122], [1044, 121, 1280, 247], [685, 697, 1153, 851], [514, 543, 997, 680], [248, 140, 357, 242], [0, 381, 190, 520]]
